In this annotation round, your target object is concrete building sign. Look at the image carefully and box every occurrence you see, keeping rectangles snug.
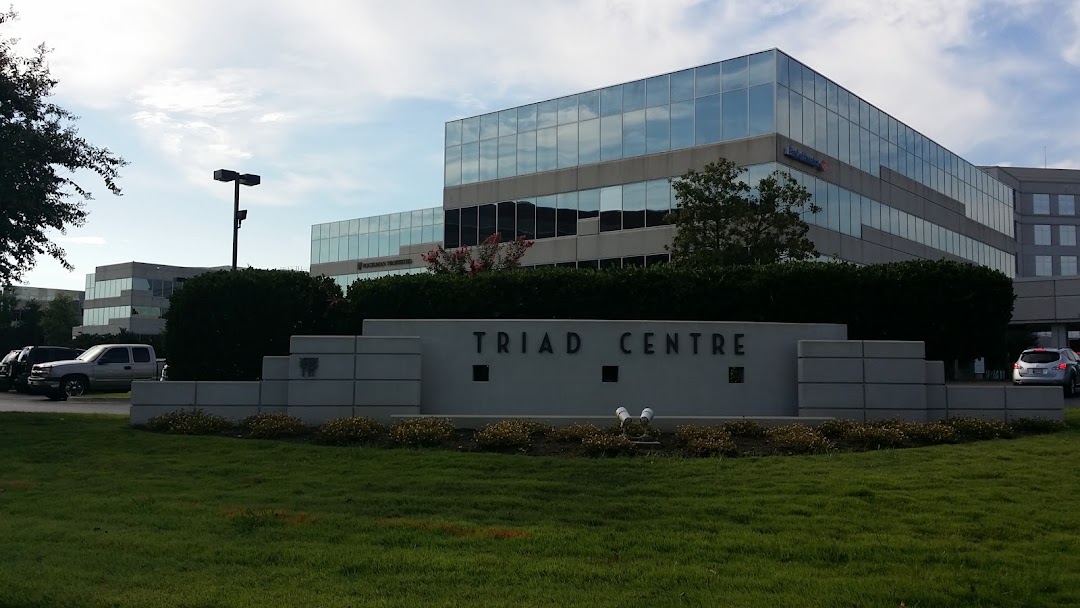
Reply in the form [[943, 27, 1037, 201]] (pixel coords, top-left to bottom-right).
[[130, 318, 1066, 427]]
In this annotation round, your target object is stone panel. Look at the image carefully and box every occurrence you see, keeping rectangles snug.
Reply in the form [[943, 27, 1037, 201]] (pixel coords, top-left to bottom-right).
[[196, 381, 261, 406], [132, 381, 196, 406], [943, 409, 1007, 422], [797, 358, 863, 383], [261, 356, 289, 381], [288, 380, 355, 406], [863, 359, 927, 384], [355, 354, 421, 380], [926, 385, 946, 412], [797, 340, 863, 358], [355, 336, 423, 355], [864, 384, 927, 409], [258, 405, 288, 415], [1004, 386, 1064, 410], [862, 341, 925, 359], [288, 354, 356, 380], [290, 335, 356, 354], [946, 385, 1006, 410], [797, 383, 864, 408], [260, 380, 288, 407], [797, 407, 865, 422], [1004, 409, 1065, 422], [354, 380, 422, 406], [926, 409, 948, 422], [925, 361, 945, 385], [864, 408, 928, 423], [353, 406, 423, 424]]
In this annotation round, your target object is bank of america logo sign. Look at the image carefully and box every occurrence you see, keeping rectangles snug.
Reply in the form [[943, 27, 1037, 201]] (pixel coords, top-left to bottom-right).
[[783, 146, 828, 171]]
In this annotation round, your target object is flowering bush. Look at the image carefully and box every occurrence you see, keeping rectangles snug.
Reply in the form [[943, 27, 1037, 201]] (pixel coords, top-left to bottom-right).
[[145, 409, 233, 435], [582, 433, 635, 457], [842, 425, 908, 450], [241, 413, 309, 439], [476, 420, 546, 451], [766, 424, 834, 455], [389, 417, 456, 447], [609, 419, 658, 438], [816, 418, 859, 440], [939, 416, 1014, 440], [674, 425, 737, 457], [422, 233, 534, 275], [548, 423, 604, 443], [870, 420, 959, 445], [1009, 417, 1068, 435], [317, 416, 384, 446], [721, 419, 769, 438]]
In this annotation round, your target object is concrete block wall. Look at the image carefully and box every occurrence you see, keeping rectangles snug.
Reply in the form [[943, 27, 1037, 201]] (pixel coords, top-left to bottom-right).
[[946, 385, 1064, 422]]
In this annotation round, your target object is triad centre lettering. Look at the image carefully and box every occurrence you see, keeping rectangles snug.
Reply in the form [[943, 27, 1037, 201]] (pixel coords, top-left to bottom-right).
[[473, 331, 746, 356]]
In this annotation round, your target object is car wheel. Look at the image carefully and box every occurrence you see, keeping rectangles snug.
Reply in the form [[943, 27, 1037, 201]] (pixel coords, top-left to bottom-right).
[[61, 375, 87, 398], [1066, 376, 1076, 398]]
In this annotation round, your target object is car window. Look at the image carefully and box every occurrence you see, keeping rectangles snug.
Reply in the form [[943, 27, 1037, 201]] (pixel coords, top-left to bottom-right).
[[99, 348, 131, 364], [132, 347, 151, 363], [1020, 351, 1061, 364], [1, 351, 17, 364]]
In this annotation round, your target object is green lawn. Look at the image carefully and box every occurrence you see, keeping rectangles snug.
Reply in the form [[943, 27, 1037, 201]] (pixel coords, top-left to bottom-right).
[[1, 412, 1078, 608]]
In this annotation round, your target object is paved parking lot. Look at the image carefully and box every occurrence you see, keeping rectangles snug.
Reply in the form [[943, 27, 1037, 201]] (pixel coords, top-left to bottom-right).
[[0, 390, 130, 416]]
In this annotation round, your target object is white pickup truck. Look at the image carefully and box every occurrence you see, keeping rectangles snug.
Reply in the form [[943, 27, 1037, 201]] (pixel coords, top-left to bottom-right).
[[28, 344, 165, 400]]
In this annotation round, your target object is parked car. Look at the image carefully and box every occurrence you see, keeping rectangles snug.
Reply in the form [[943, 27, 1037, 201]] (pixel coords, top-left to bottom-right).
[[9, 346, 85, 394], [0, 350, 21, 391], [27, 344, 165, 400], [1012, 347, 1080, 396]]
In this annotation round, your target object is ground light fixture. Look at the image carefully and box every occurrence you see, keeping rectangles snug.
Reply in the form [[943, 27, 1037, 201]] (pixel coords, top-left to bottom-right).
[[213, 169, 262, 270], [615, 407, 660, 446]]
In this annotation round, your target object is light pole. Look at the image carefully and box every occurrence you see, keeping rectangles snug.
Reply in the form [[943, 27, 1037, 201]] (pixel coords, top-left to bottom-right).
[[213, 169, 261, 270]]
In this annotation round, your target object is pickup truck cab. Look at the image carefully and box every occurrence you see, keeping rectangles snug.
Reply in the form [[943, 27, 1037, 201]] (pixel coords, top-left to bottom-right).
[[28, 344, 165, 400]]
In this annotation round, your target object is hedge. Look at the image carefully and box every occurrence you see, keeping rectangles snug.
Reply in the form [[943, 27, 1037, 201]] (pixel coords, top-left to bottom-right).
[[165, 269, 349, 381], [165, 260, 1014, 380]]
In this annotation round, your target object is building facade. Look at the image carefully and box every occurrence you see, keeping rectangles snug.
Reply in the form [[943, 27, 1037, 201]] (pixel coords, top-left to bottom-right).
[[309, 208, 443, 290], [75, 262, 219, 336]]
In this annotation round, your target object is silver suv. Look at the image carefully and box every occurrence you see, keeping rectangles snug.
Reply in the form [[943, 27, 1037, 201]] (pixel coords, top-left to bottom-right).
[[1013, 347, 1080, 396]]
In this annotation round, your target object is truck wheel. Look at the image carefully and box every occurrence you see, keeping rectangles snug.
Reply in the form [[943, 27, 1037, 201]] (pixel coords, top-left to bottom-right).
[[62, 375, 88, 398]]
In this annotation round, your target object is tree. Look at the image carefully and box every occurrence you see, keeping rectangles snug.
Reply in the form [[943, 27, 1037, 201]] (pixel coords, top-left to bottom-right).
[[0, 9, 128, 286], [39, 293, 80, 345], [666, 158, 821, 268], [422, 233, 534, 275]]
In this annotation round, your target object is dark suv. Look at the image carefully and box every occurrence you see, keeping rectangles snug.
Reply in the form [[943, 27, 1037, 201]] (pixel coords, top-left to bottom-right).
[[9, 346, 84, 394], [0, 350, 21, 391]]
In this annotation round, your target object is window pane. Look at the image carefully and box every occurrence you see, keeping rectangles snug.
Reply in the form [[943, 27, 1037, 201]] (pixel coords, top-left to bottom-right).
[[748, 83, 774, 136], [579, 90, 600, 121], [480, 113, 499, 140], [579, 188, 600, 219], [600, 85, 622, 117], [536, 127, 557, 172], [1034, 224, 1051, 246], [695, 93, 722, 145], [462, 116, 480, 144], [1033, 193, 1049, 215], [696, 62, 722, 97], [537, 100, 558, 129], [479, 139, 498, 181], [789, 93, 803, 145], [623, 181, 646, 229], [556, 192, 577, 236], [517, 104, 537, 132], [557, 123, 578, 168], [1061, 225, 1076, 246], [557, 95, 579, 124], [670, 68, 694, 102], [646, 74, 669, 107], [445, 121, 461, 147], [670, 100, 695, 149], [646, 178, 671, 227], [722, 89, 748, 140], [646, 105, 670, 154], [748, 50, 774, 87], [622, 109, 646, 157], [516, 200, 536, 239], [444, 145, 461, 186], [600, 114, 623, 161], [478, 204, 497, 242], [600, 185, 622, 232], [1062, 256, 1077, 276], [623, 80, 646, 112], [802, 95, 814, 147], [498, 135, 516, 178], [1059, 194, 1076, 215], [499, 109, 517, 137], [517, 131, 536, 175], [1035, 255, 1052, 277], [459, 206, 478, 246], [579, 118, 600, 165], [536, 195, 556, 239], [721, 56, 748, 91]]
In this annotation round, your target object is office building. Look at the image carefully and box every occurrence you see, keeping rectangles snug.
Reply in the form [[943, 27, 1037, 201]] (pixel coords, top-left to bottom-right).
[[75, 262, 220, 336]]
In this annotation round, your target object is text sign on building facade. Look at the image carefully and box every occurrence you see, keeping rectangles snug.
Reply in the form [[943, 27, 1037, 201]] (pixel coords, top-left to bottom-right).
[[474, 330, 746, 356], [783, 146, 828, 171], [357, 258, 413, 271]]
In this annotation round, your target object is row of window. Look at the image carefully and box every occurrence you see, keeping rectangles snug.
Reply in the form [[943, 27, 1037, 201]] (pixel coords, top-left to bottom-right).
[[310, 208, 442, 241], [85, 276, 183, 301], [777, 85, 1012, 238], [1032, 224, 1077, 246], [1032, 194, 1077, 216], [312, 225, 442, 265], [327, 267, 426, 291], [1034, 255, 1079, 277], [82, 306, 164, 327], [444, 84, 775, 186]]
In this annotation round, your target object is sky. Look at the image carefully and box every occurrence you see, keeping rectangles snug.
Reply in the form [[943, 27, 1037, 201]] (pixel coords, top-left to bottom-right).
[[7, 0, 1080, 290]]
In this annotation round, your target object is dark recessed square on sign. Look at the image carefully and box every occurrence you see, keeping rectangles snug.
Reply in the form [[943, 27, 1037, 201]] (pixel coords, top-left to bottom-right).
[[728, 366, 745, 384], [472, 364, 490, 382], [602, 365, 619, 383]]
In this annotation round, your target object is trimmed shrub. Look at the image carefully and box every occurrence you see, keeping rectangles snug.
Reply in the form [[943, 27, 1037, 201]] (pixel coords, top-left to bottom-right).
[[548, 423, 604, 443], [608, 419, 658, 437], [842, 425, 908, 450], [722, 419, 769, 439], [582, 433, 635, 457], [476, 420, 547, 451], [389, 417, 455, 447], [873, 420, 959, 445], [317, 417, 384, 446], [939, 416, 1014, 440], [242, 413, 309, 439], [767, 424, 834, 455], [674, 425, 737, 457], [816, 418, 859, 440], [165, 269, 349, 381], [1009, 417, 1068, 435], [144, 409, 233, 435]]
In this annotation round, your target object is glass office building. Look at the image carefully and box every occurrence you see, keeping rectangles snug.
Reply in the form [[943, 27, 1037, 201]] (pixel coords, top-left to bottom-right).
[[309, 208, 443, 290], [441, 49, 1017, 276], [75, 262, 217, 336]]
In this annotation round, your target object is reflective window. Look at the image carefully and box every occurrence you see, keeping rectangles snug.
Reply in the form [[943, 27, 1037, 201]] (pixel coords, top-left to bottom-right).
[[670, 100, 695, 149], [557, 123, 578, 168], [646, 106, 670, 154], [622, 182, 646, 229], [722, 89, 748, 140], [536, 195, 557, 239], [1062, 256, 1078, 276], [670, 69, 694, 102], [517, 131, 536, 175], [721, 56, 748, 91], [748, 84, 774, 136], [695, 94, 722, 145], [646, 74, 669, 107], [623, 80, 646, 112], [600, 115, 623, 161], [480, 113, 499, 140], [600, 186, 622, 232], [579, 119, 600, 165], [536, 127, 557, 172], [1061, 225, 1076, 247], [622, 109, 646, 157], [1034, 224, 1052, 246], [1036, 255, 1053, 277], [1060, 195, 1076, 216]]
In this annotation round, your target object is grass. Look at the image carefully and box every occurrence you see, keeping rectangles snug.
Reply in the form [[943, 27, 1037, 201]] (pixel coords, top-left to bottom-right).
[[71, 391, 131, 400], [0, 411, 1078, 608]]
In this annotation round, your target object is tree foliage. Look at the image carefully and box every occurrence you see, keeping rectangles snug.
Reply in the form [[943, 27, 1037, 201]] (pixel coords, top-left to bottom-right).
[[39, 293, 80, 345], [666, 158, 821, 268], [422, 233, 533, 275], [0, 9, 128, 286]]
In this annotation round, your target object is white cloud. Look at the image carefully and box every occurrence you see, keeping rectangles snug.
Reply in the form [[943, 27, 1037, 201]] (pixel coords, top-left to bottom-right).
[[56, 236, 107, 246]]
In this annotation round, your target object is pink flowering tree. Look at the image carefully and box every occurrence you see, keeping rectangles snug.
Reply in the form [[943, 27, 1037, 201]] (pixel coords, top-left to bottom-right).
[[422, 233, 534, 275]]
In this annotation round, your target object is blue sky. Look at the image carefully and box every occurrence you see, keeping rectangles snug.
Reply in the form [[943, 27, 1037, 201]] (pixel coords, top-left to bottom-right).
[[8, 0, 1080, 290]]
